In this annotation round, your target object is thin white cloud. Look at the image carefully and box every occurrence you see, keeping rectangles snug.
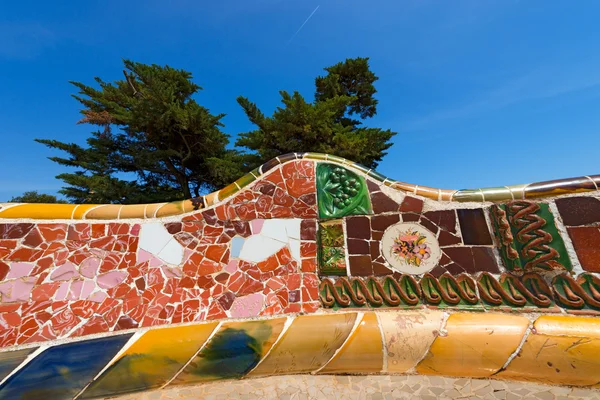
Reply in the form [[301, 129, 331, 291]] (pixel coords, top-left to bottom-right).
[[402, 63, 600, 132], [0, 21, 56, 60], [284, 5, 320, 48]]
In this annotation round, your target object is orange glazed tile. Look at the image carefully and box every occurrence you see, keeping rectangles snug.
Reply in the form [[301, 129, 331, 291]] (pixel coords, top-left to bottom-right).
[[498, 316, 600, 386], [248, 313, 357, 376], [141, 203, 163, 218], [117, 204, 149, 219], [85, 205, 123, 220], [320, 312, 383, 374], [378, 310, 444, 373], [155, 201, 186, 218], [0, 204, 78, 220], [416, 313, 529, 378]]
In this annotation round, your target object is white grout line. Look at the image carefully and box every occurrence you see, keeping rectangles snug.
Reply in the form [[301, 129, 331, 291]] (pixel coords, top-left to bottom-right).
[[244, 315, 295, 377], [374, 312, 388, 374], [406, 311, 450, 374], [73, 331, 144, 399], [0, 346, 48, 387], [548, 201, 585, 275], [585, 176, 598, 191], [499, 320, 532, 372], [504, 186, 515, 201], [314, 312, 362, 374], [160, 321, 222, 389]]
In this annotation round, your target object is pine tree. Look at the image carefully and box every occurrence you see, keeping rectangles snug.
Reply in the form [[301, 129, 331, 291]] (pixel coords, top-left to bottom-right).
[[37, 60, 244, 204], [9, 191, 68, 204], [236, 57, 396, 169]]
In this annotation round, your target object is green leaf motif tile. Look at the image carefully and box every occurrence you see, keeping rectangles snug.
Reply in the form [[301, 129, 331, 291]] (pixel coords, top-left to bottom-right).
[[316, 163, 372, 219], [318, 220, 348, 276]]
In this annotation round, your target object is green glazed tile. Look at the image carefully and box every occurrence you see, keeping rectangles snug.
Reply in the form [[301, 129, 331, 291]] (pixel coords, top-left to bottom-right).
[[316, 163, 372, 219]]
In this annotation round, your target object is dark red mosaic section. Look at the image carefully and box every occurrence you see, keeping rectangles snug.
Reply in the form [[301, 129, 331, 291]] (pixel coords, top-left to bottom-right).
[[207, 161, 318, 221], [555, 196, 600, 272], [344, 202, 499, 276]]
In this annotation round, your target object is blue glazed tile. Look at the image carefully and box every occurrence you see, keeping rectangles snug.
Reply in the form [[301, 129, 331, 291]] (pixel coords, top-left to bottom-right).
[[230, 236, 245, 258], [0, 348, 37, 382], [0, 335, 131, 400]]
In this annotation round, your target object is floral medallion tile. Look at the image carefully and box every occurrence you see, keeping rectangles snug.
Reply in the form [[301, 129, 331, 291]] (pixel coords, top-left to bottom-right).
[[381, 222, 441, 275]]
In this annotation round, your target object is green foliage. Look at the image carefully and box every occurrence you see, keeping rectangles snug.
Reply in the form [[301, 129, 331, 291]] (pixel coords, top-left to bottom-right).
[[236, 57, 396, 169], [37, 60, 245, 204], [9, 191, 68, 204], [316, 163, 372, 219]]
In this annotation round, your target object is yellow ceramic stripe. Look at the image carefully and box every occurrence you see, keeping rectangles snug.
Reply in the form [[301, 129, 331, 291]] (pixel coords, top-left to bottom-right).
[[416, 313, 529, 378], [155, 201, 186, 218], [320, 312, 383, 374], [249, 313, 357, 376], [378, 310, 444, 373], [117, 204, 149, 219], [499, 316, 600, 386], [170, 318, 287, 386], [0, 204, 79, 219], [80, 322, 218, 398], [84, 204, 123, 220]]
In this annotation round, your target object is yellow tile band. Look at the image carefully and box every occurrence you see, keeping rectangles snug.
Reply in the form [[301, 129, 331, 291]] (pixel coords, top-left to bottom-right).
[[23, 310, 600, 400]]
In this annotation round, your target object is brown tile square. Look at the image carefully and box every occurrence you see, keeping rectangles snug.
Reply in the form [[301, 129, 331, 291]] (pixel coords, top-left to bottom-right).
[[373, 262, 393, 276], [423, 210, 457, 233], [471, 247, 500, 273], [419, 217, 439, 234], [349, 255, 373, 276], [370, 241, 381, 259], [438, 230, 462, 247], [300, 220, 317, 240], [371, 214, 400, 232], [402, 213, 420, 222], [568, 227, 600, 272], [442, 246, 499, 274], [346, 216, 371, 240], [457, 209, 493, 245], [399, 196, 424, 213], [370, 192, 399, 213], [556, 197, 600, 227], [347, 239, 370, 255]]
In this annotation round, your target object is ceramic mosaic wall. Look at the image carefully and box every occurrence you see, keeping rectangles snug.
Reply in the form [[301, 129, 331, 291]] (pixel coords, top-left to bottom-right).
[[1, 152, 600, 398]]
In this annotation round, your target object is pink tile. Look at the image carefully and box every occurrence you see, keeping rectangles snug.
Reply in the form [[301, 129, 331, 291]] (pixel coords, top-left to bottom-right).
[[54, 282, 70, 301], [226, 260, 239, 274], [149, 255, 163, 268], [137, 249, 152, 263], [251, 219, 264, 235], [97, 271, 128, 289], [161, 266, 182, 279], [80, 257, 101, 279], [50, 262, 79, 281], [81, 280, 96, 299], [0, 277, 36, 302], [67, 280, 84, 300], [229, 293, 264, 318], [89, 291, 108, 303], [5, 263, 34, 280]]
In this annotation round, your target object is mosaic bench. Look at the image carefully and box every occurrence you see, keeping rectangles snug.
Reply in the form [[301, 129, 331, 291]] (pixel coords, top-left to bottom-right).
[[0, 153, 599, 399]]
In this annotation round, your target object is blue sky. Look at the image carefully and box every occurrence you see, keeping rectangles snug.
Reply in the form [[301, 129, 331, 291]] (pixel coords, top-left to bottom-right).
[[1, 0, 600, 201]]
